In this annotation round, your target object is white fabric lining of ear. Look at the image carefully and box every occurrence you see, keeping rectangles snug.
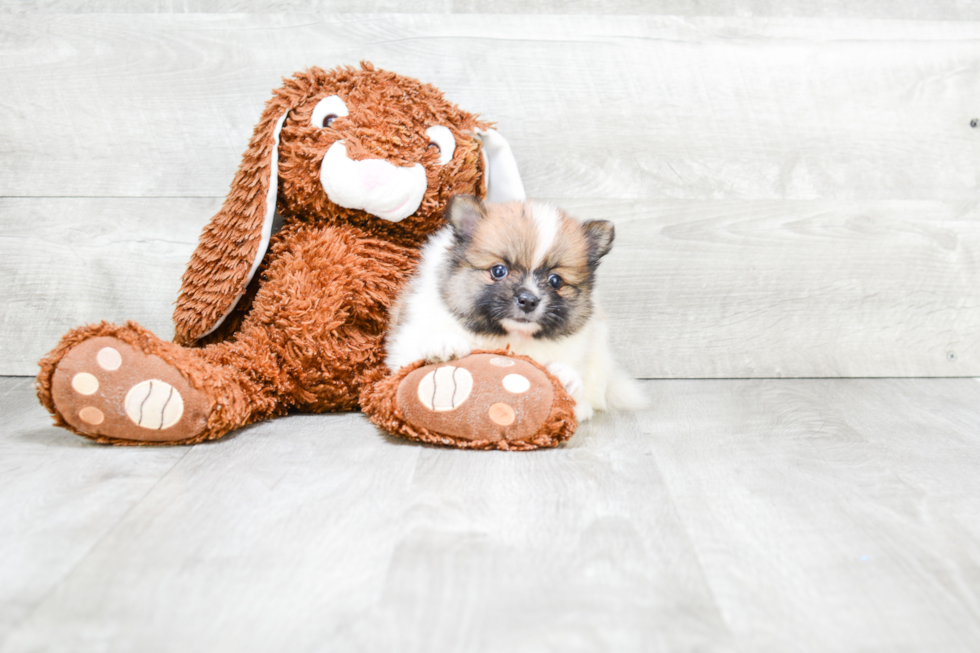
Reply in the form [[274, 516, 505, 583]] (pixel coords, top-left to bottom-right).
[[200, 111, 288, 339], [474, 128, 526, 203]]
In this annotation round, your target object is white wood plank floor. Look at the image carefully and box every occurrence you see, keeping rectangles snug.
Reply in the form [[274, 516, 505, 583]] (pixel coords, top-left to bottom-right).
[[2, 376, 979, 652]]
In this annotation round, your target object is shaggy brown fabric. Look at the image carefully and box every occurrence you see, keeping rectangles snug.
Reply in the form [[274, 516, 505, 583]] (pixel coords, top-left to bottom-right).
[[360, 350, 577, 451], [173, 62, 489, 345], [36, 63, 574, 449]]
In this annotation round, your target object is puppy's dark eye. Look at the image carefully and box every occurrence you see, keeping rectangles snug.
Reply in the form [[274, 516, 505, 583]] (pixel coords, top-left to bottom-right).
[[548, 274, 563, 289], [323, 114, 337, 128], [490, 264, 509, 280]]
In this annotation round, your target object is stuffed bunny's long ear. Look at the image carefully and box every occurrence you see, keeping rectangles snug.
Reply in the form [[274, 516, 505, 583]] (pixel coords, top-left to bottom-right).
[[474, 128, 526, 203], [173, 109, 288, 345]]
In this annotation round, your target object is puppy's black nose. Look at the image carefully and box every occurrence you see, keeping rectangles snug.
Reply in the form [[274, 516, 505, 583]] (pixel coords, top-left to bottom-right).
[[516, 291, 539, 313]]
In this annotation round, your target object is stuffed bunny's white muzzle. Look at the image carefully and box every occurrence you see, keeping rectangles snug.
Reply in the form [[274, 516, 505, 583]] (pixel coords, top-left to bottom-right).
[[320, 142, 427, 222]]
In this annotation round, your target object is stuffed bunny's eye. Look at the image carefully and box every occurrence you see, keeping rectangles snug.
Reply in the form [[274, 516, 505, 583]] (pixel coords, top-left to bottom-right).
[[311, 95, 349, 129], [425, 126, 455, 165]]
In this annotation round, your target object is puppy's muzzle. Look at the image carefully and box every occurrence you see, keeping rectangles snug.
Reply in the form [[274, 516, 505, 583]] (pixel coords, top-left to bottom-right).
[[319, 141, 427, 222]]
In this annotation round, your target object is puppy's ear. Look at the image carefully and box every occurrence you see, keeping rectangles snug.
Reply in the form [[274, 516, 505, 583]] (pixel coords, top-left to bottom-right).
[[583, 220, 615, 265], [446, 194, 487, 241], [172, 71, 320, 345]]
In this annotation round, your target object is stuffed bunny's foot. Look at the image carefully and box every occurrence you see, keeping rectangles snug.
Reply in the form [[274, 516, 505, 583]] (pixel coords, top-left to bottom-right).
[[47, 336, 209, 444], [362, 351, 578, 450]]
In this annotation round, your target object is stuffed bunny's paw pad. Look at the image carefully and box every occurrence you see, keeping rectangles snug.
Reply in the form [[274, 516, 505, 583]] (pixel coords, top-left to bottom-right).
[[49, 337, 208, 443], [396, 353, 566, 449]]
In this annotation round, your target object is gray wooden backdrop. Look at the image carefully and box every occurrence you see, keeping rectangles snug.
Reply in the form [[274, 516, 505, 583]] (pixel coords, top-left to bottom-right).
[[2, 5, 978, 378]]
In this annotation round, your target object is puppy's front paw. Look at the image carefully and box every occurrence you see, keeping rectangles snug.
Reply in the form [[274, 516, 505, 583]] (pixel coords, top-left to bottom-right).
[[547, 363, 592, 421], [421, 335, 472, 364], [573, 401, 594, 422], [546, 362, 584, 399]]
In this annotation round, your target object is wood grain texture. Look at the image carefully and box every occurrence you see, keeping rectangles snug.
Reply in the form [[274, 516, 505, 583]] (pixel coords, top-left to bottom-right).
[[0, 377, 188, 646], [4, 197, 977, 377], [2, 377, 980, 652], [0, 379, 730, 653], [0, 15, 977, 201], [4, 0, 980, 20], [0, 198, 209, 376], [642, 377, 980, 652], [572, 198, 980, 378]]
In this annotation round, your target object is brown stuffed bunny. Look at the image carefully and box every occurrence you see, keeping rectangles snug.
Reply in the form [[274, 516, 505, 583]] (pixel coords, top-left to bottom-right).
[[36, 62, 576, 449]]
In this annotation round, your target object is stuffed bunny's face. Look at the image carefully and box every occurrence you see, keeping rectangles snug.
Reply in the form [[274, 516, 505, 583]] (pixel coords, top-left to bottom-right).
[[275, 64, 494, 243], [174, 63, 527, 343]]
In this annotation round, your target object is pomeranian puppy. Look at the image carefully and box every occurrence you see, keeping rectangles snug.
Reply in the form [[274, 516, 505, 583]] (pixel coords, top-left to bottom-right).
[[385, 195, 646, 421]]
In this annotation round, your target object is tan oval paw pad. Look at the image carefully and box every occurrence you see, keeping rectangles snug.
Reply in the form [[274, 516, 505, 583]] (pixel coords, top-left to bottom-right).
[[488, 402, 516, 426], [79, 406, 105, 425], [417, 365, 473, 411], [124, 380, 184, 429], [97, 347, 122, 371], [71, 372, 99, 395], [502, 373, 530, 394]]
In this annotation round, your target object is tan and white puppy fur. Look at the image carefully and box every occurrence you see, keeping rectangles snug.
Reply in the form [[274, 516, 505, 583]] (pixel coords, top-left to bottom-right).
[[385, 196, 647, 421]]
